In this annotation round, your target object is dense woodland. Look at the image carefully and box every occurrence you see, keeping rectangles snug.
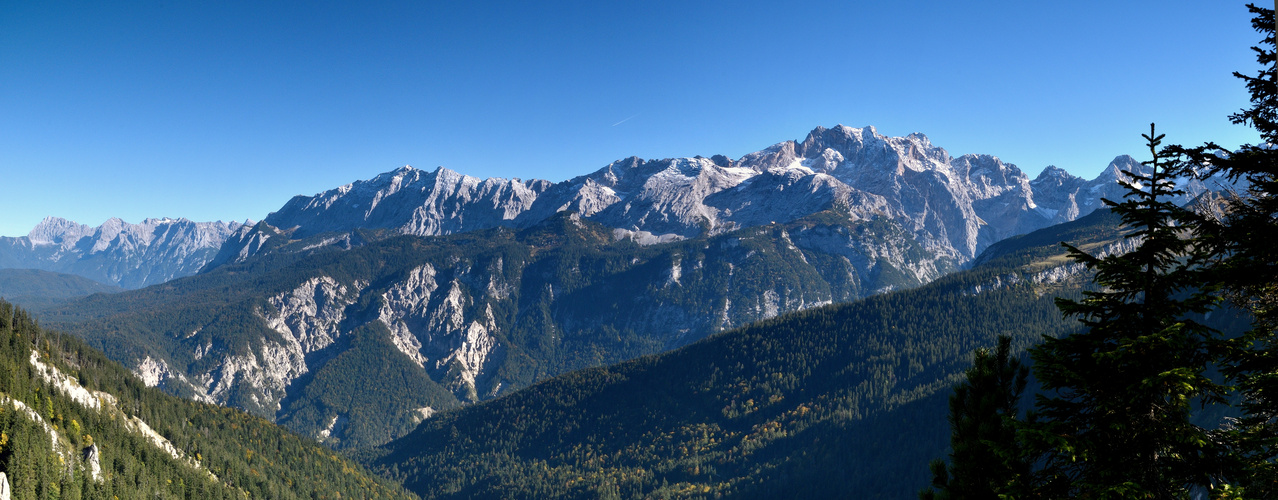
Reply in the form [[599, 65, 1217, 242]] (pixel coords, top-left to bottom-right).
[[354, 209, 1130, 499], [0, 300, 416, 499]]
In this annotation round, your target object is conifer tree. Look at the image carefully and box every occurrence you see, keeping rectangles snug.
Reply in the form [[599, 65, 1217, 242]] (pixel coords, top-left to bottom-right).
[[920, 335, 1029, 500], [1024, 125, 1229, 498], [1171, 4, 1278, 493]]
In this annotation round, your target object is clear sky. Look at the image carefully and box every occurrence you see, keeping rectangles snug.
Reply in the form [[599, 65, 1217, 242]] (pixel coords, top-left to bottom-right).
[[0, 1, 1264, 237]]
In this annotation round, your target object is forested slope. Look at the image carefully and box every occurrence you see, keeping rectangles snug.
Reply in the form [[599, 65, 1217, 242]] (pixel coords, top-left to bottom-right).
[[0, 300, 416, 499], [356, 211, 1129, 499]]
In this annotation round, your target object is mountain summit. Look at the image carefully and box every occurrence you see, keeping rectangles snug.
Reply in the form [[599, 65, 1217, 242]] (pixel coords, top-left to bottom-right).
[[255, 125, 1205, 266]]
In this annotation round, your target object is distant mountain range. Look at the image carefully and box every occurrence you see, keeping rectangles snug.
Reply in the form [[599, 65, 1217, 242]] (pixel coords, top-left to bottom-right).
[[0, 217, 245, 289]]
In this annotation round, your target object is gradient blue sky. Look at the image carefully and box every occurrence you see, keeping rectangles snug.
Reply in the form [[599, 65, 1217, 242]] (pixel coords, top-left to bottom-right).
[[0, 1, 1264, 236]]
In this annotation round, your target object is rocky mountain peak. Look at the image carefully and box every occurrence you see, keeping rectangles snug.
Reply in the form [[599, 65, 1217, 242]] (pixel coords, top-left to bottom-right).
[[1034, 165, 1073, 181], [1097, 155, 1147, 179], [27, 217, 94, 248]]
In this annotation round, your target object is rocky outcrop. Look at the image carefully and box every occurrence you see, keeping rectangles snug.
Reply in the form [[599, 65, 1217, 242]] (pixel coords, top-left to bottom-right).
[[30, 348, 207, 475], [376, 265, 503, 401], [265, 276, 358, 354], [83, 444, 102, 482], [135, 355, 177, 389]]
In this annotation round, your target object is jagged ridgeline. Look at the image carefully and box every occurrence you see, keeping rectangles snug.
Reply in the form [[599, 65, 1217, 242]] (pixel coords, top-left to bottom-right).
[[0, 301, 416, 499], [353, 210, 1129, 499]]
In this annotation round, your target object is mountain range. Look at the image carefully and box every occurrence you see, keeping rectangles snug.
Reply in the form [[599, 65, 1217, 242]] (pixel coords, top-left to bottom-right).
[[244, 124, 1204, 265], [3, 125, 1224, 295], [3, 122, 1244, 498], [0, 217, 245, 289], [19, 124, 1224, 454]]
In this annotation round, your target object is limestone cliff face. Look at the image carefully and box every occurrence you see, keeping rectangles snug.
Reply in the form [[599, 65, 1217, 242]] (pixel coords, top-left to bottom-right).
[[377, 264, 503, 401]]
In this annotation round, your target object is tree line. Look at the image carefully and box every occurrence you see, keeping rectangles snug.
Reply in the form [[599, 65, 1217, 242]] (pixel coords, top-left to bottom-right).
[[923, 4, 1278, 498]]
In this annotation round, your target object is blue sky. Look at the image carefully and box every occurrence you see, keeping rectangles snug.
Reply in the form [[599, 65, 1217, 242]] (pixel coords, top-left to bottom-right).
[[0, 1, 1263, 236]]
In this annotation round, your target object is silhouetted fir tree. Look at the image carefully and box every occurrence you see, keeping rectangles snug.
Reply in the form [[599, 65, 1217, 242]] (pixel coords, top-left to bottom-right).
[[1023, 125, 1229, 498], [1168, 4, 1278, 494], [920, 335, 1029, 500]]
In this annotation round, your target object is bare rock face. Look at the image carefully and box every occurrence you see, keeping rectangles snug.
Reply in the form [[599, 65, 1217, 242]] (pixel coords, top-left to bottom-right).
[[376, 263, 503, 402], [0, 217, 245, 289], [379, 265, 439, 367], [265, 276, 358, 354], [267, 167, 552, 239], [135, 356, 176, 388], [83, 444, 102, 482], [0, 471, 9, 500], [251, 124, 1209, 272]]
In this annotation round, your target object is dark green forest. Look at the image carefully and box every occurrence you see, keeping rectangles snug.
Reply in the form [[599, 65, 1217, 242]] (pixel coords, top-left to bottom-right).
[[354, 209, 1127, 499], [0, 299, 416, 499]]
